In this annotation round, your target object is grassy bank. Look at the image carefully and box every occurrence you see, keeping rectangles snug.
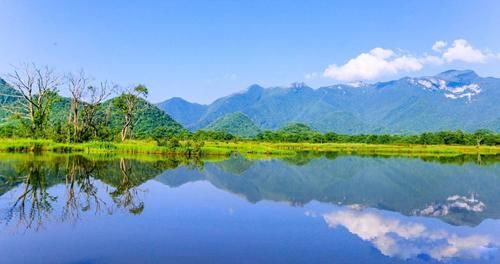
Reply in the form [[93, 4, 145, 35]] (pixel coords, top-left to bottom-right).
[[0, 138, 499, 157]]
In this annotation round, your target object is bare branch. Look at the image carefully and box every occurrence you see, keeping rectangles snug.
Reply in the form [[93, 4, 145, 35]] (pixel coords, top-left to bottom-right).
[[4, 63, 61, 136]]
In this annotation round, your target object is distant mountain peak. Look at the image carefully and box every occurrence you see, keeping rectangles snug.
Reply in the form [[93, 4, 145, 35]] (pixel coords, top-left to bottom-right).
[[403, 70, 482, 102], [167, 97, 190, 103], [435, 69, 478, 82], [246, 84, 264, 91]]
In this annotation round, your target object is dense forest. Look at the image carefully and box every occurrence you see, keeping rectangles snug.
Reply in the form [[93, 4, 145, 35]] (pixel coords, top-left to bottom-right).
[[256, 123, 499, 146], [0, 64, 498, 146]]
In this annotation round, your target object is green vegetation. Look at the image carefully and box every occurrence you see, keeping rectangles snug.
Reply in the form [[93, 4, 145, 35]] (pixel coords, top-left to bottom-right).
[[0, 138, 498, 158], [257, 123, 499, 146], [205, 112, 261, 137]]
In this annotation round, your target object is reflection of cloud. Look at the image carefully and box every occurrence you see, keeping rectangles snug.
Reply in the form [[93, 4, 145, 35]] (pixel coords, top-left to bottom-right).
[[323, 208, 498, 261], [417, 194, 486, 217]]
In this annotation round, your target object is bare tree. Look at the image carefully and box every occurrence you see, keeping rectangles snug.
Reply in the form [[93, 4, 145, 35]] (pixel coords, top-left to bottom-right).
[[80, 81, 113, 140], [66, 70, 90, 142], [4, 63, 60, 137], [66, 70, 112, 142], [113, 85, 148, 142]]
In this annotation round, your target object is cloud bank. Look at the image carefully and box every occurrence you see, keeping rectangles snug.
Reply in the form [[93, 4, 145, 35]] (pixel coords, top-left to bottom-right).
[[321, 39, 498, 82]]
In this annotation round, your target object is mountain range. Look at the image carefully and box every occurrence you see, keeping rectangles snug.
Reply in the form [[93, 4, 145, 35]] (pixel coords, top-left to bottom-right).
[[158, 70, 500, 134]]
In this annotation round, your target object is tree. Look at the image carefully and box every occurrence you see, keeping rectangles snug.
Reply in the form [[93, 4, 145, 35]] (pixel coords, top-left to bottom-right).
[[4, 63, 60, 137], [113, 84, 148, 142], [80, 81, 113, 141], [66, 71, 113, 142], [473, 129, 495, 147], [66, 70, 89, 142], [152, 126, 180, 146]]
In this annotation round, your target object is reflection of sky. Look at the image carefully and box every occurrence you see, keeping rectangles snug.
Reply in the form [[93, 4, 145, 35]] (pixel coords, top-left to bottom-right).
[[322, 207, 499, 261], [2, 175, 500, 263]]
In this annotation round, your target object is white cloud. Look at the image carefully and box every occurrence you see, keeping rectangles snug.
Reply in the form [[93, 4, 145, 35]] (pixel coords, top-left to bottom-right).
[[432, 40, 448, 52], [322, 39, 498, 82], [322, 208, 498, 261], [420, 55, 444, 65], [442, 39, 489, 63], [323, 48, 424, 81]]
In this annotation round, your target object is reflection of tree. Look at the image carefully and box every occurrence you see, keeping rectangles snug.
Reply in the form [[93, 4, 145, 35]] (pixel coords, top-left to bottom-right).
[[110, 159, 145, 215], [62, 157, 109, 224], [8, 161, 57, 231], [2, 155, 183, 231]]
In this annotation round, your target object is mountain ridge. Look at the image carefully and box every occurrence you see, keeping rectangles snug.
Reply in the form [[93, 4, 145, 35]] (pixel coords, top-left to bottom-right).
[[158, 70, 500, 134]]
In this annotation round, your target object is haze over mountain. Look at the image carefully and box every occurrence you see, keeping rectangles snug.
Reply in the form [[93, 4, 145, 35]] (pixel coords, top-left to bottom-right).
[[158, 70, 500, 134]]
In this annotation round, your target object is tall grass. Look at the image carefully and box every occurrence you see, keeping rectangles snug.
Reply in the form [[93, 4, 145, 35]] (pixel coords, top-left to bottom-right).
[[0, 138, 498, 157]]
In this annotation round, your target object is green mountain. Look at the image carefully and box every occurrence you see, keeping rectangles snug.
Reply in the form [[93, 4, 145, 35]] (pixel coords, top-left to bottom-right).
[[0, 79, 18, 120], [0, 78, 17, 102], [156, 97, 207, 128], [205, 112, 260, 138], [158, 70, 500, 134], [104, 96, 185, 138]]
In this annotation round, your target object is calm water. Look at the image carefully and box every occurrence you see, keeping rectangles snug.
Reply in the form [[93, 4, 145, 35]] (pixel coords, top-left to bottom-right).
[[0, 153, 499, 263]]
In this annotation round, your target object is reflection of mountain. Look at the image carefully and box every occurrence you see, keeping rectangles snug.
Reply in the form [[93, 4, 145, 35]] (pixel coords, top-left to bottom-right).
[[156, 155, 500, 226], [212, 154, 255, 175]]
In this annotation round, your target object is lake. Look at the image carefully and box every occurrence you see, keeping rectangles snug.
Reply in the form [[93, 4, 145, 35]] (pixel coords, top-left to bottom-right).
[[0, 153, 499, 263]]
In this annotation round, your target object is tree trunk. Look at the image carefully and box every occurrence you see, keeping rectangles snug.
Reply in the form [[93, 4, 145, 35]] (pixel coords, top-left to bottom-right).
[[121, 126, 128, 142]]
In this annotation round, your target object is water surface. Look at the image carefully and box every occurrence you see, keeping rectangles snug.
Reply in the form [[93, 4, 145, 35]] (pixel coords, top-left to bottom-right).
[[0, 153, 499, 263]]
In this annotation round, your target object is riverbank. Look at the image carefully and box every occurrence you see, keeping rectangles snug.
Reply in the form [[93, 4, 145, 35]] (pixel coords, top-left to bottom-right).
[[0, 138, 498, 157]]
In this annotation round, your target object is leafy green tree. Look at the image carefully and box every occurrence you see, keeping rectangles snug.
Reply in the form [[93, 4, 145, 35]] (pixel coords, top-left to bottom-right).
[[113, 85, 148, 142], [152, 126, 179, 146]]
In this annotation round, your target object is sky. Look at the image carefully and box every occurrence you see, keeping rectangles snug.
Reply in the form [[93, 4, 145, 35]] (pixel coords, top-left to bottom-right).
[[1, 0, 500, 104]]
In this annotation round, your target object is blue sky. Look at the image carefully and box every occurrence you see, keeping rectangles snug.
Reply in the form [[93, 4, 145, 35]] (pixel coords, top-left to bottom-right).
[[1, 0, 500, 103]]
